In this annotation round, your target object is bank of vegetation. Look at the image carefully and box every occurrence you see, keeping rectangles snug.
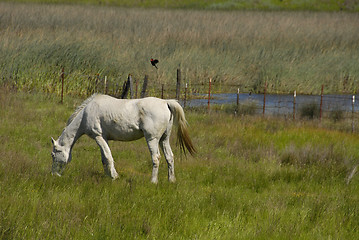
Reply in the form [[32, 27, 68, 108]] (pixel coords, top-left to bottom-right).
[[1, 2, 359, 96], [3, 0, 359, 11]]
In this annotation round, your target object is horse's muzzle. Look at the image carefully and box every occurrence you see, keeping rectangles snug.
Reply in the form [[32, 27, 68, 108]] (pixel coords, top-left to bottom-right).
[[52, 162, 65, 176]]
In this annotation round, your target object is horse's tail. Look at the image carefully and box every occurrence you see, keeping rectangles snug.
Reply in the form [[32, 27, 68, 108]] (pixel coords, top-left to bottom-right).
[[167, 100, 196, 156]]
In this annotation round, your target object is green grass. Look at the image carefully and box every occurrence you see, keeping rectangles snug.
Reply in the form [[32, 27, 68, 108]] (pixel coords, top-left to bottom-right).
[[1, 89, 359, 239], [1, 2, 359, 96]]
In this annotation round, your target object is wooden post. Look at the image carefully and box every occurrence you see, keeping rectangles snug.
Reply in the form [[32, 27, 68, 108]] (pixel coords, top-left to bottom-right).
[[293, 90, 296, 120], [104, 76, 107, 95], [236, 88, 239, 107], [236, 88, 239, 115], [121, 80, 127, 99], [61, 67, 64, 104], [140, 75, 148, 98], [208, 78, 212, 111], [263, 81, 267, 116], [176, 68, 181, 100], [352, 95, 355, 133], [129, 75, 133, 99], [121, 75, 132, 99], [320, 85, 324, 121]]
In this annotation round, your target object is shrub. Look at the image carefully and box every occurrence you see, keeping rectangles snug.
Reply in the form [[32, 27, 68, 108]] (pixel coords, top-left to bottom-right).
[[329, 108, 344, 123], [236, 100, 258, 116], [299, 102, 319, 119], [279, 143, 347, 172]]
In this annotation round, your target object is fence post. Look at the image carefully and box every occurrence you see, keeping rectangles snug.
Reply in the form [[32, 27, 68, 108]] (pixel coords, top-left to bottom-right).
[[320, 84, 324, 121], [121, 75, 132, 99], [236, 88, 239, 115], [263, 81, 267, 116], [61, 67, 64, 104], [237, 88, 239, 107], [208, 78, 212, 111], [352, 95, 355, 133], [176, 68, 181, 100], [140, 75, 148, 98], [293, 90, 296, 120], [129, 75, 133, 99], [104, 76, 107, 95]]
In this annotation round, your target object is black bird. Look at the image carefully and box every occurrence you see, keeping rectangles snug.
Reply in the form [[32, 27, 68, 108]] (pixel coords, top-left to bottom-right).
[[150, 58, 159, 69]]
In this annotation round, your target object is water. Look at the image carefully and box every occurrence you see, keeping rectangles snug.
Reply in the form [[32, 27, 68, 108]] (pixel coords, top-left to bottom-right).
[[181, 93, 359, 115]]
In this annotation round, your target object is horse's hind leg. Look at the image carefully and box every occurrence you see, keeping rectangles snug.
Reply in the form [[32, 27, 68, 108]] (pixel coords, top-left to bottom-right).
[[160, 136, 176, 183], [95, 136, 119, 179], [146, 137, 161, 184]]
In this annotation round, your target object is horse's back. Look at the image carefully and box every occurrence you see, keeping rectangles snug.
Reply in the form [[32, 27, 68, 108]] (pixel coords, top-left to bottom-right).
[[82, 95, 142, 140]]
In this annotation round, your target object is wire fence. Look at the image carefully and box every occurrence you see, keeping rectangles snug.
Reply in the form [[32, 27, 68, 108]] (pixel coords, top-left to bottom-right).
[[72, 71, 359, 132], [194, 91, 358, 116], [2, 67, 359, 129]]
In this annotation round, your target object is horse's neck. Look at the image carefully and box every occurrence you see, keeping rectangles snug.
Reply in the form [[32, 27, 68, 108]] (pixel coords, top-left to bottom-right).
[[59, 113, 83, 149]]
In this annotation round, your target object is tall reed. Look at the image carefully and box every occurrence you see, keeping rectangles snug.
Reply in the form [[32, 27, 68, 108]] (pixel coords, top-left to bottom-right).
[[1, 2, 359, 95]]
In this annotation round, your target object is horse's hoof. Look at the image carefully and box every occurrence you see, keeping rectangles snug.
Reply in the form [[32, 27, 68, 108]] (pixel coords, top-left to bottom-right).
[[51, 172, 62, 177], [110, 172, 119, 180]]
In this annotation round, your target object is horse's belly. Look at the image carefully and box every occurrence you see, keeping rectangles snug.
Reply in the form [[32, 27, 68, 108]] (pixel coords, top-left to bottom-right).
[[105, 125, 144, 141], [110, 130, 144, 141]]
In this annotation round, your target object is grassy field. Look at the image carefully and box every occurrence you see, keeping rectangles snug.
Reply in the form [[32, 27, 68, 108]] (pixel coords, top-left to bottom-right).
[[1, 89, 359, 239], [1, 1, 359, 239], [1, 2, 359, 96]]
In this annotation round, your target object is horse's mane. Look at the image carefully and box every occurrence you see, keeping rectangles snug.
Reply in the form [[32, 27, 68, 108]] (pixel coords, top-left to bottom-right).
[[67, 94, 97, 126]]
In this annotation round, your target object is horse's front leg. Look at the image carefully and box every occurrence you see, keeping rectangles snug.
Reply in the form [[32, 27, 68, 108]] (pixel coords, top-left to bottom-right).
[[95, 136, 119, 179]]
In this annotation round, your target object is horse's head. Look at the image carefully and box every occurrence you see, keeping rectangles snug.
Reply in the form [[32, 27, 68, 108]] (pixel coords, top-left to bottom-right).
[[51, 137, 71, 176]]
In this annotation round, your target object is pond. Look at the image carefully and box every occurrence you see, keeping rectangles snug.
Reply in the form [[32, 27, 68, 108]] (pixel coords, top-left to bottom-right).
[[181, 92, 359, 115]]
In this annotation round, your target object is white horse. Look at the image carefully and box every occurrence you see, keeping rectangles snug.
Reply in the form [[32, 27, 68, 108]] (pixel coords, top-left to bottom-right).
[[51, 94, 195, 183]]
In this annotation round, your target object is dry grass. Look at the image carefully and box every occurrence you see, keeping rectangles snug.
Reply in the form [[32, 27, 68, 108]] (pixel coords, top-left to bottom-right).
[[5, 0, 359, 11], [1, 2, 359, 96]]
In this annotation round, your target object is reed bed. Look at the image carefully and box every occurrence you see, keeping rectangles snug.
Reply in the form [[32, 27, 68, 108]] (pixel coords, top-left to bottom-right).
[[1, 2, 359, 96], [5, 0, 359, 11]]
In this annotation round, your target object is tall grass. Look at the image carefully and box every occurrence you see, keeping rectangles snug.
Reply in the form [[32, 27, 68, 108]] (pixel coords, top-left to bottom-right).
[[4, 0, 359, 11], [1, 89, 359, 238], [1, 2, 359, 96]]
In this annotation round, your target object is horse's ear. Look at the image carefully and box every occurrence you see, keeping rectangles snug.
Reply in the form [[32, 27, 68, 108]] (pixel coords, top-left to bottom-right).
[[51, 137, 56, 146]]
